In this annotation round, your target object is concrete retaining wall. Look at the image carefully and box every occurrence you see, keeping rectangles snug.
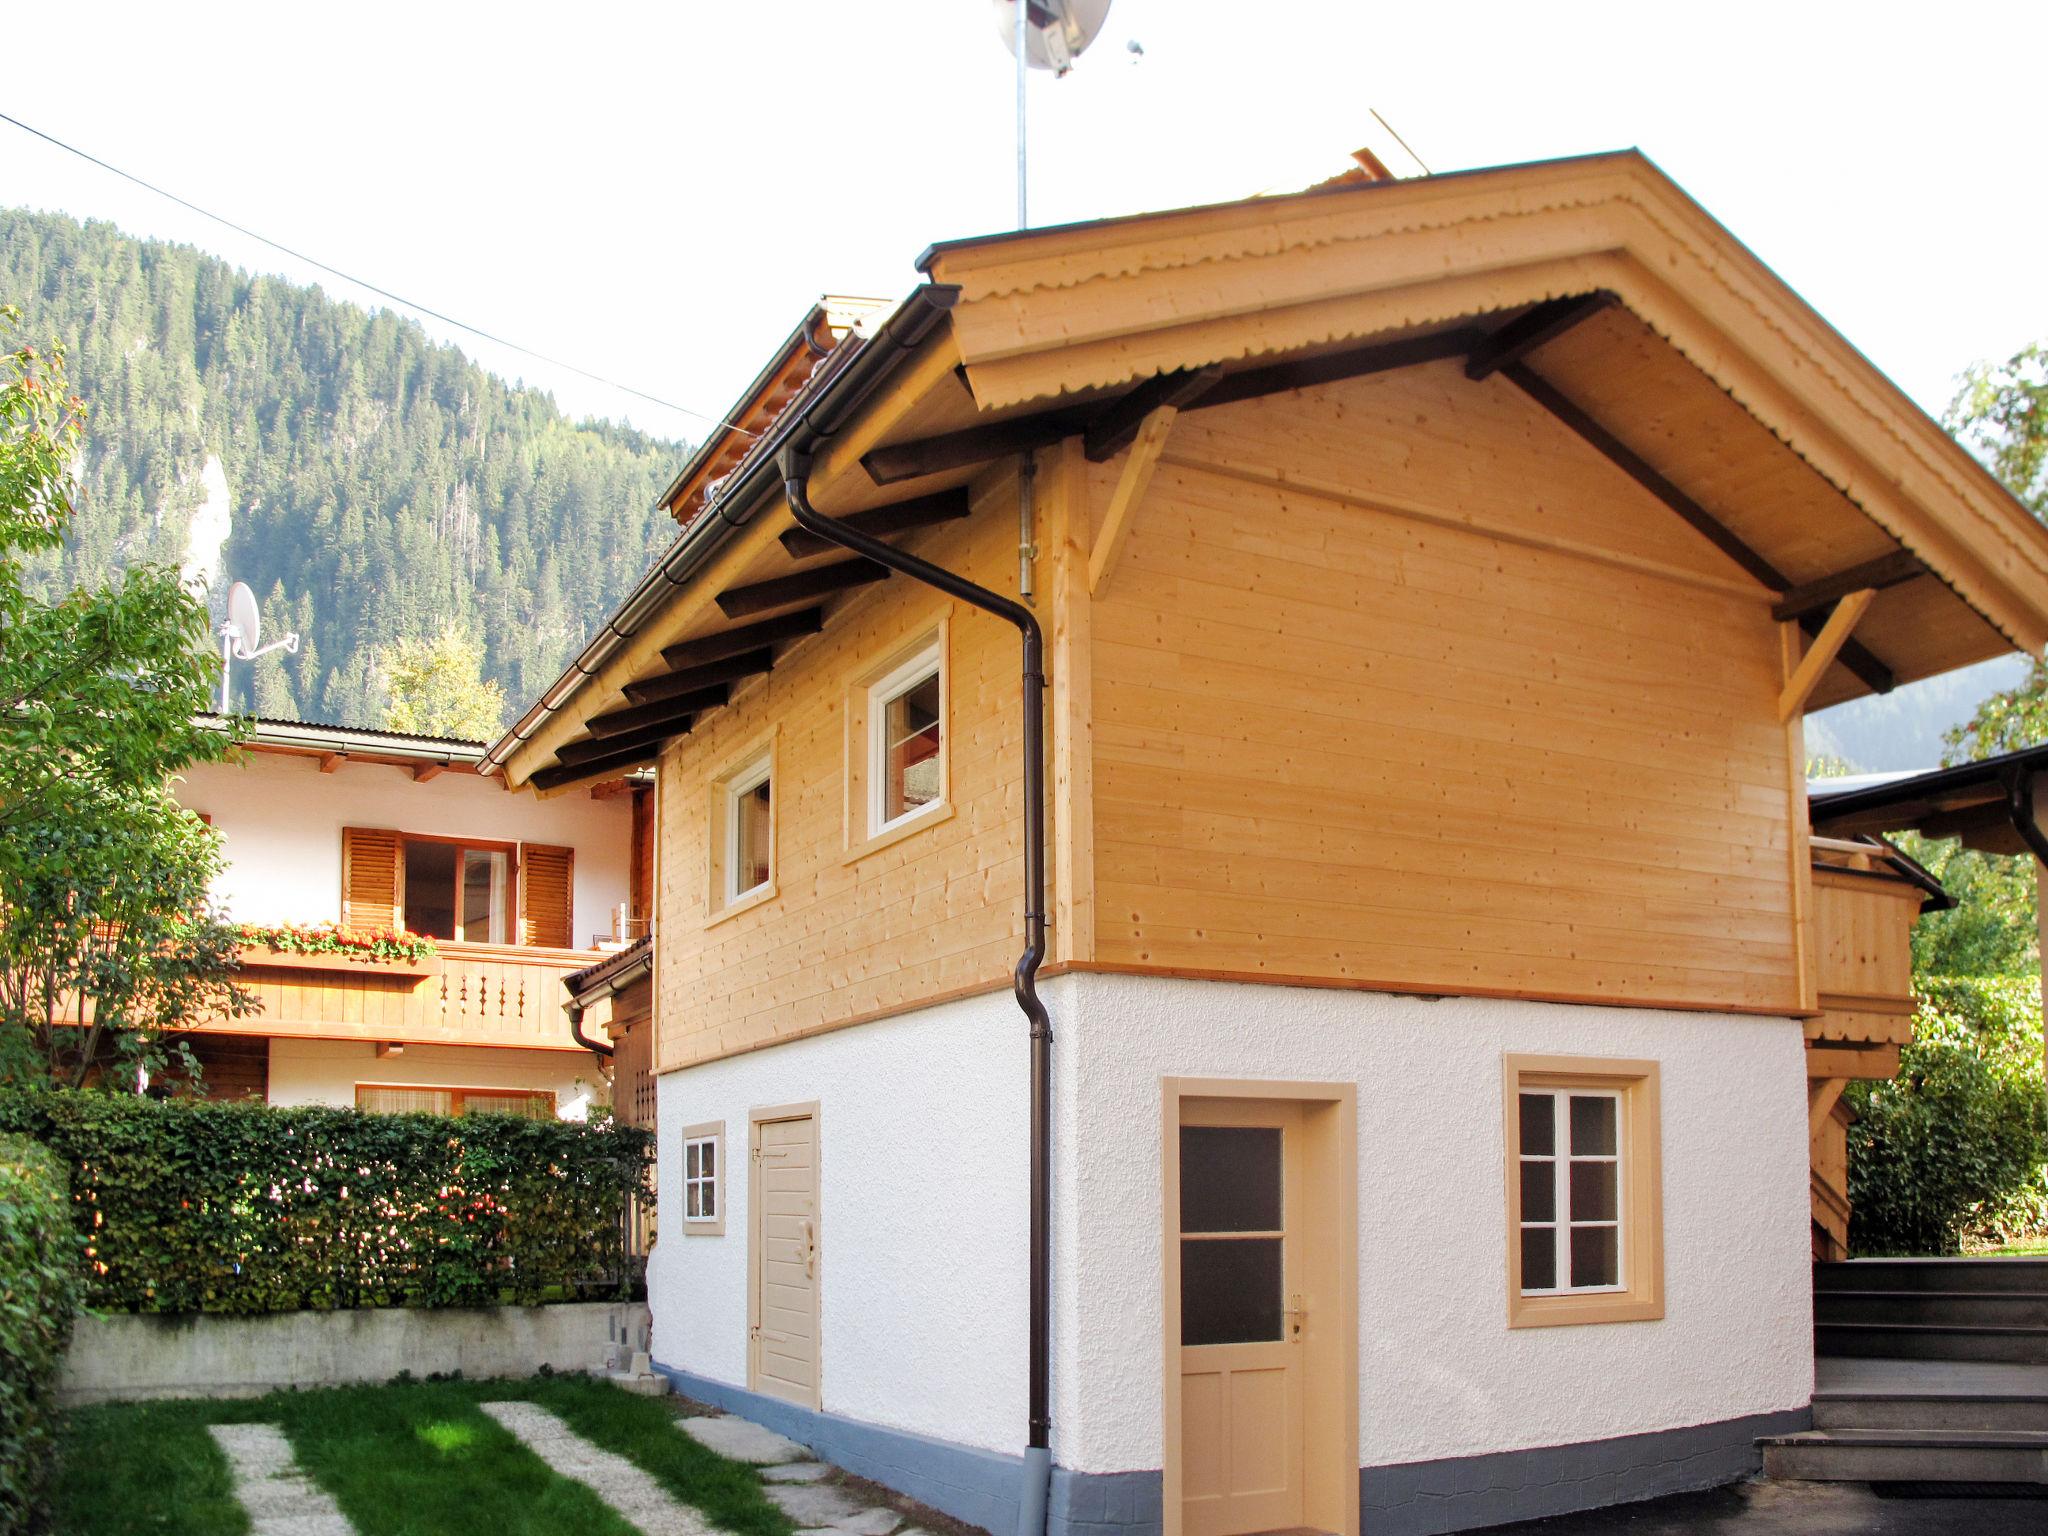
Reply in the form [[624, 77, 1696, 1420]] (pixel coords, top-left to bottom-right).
[[57, 1300, 649, 1406]]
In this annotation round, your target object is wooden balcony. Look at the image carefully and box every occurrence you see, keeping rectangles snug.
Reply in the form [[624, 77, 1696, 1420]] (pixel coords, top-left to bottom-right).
[[201, 941, 612, 1052]]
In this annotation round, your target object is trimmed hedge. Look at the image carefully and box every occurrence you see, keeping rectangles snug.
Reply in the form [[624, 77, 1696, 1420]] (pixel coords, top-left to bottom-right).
[[0, 1090, 653, 1313], [0, 1134, 78, 1536]]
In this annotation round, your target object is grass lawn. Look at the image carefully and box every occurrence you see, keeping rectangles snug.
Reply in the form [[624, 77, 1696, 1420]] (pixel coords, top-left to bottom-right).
[[1965, 1237, 2048, 1257], [54, 1374, 796, 1536]]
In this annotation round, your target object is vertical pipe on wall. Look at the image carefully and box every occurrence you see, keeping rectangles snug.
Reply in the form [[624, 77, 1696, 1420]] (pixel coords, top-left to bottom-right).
[[780, 448, 1054, 1536]]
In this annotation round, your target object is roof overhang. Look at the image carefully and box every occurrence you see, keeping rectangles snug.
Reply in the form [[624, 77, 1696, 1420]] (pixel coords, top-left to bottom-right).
[[494, 149, 2048, 795], [1811, 742, 2048, 859]]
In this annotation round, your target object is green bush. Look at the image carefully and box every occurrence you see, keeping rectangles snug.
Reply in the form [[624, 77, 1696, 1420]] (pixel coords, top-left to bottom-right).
[[0, 1134, 79, 1536], [0, 1090, 652, 1313], [1847, 976, 2048, 1255]]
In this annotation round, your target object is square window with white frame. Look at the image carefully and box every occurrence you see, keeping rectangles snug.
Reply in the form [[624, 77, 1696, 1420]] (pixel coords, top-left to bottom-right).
[[1503, 1055, 1662, 1328], [868, 643, 943, 833], [681, 1121, 724, 1234]]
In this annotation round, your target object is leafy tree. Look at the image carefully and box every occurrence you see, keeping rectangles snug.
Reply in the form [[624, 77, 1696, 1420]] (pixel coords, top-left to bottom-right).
[[0, 306, 249, 1087], [380, 623, 506, 740]]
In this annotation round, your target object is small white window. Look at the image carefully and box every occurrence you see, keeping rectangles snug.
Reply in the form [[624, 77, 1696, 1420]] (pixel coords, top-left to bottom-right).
[[867, 643, 943, 834], [1516, 1088, 1623, 1295], [724, 755, 773, 904], [681, 1121, 724, 1234]]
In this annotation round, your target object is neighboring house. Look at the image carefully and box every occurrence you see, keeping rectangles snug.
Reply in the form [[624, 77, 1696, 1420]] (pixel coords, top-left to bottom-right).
[[174, 716, 652, 1117], [487, 150, 2048, 1536]]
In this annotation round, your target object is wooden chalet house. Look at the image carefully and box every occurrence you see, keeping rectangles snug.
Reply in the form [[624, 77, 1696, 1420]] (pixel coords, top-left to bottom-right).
[[488, 153, 2048, 1535], [171, 716, 653, 1115]]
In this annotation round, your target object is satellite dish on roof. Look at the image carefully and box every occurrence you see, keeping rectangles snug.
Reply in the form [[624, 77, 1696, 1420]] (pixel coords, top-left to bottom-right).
[[992, 0, 1113, 74], [227, 581, 262, 653], [217, 577, 300, 714]]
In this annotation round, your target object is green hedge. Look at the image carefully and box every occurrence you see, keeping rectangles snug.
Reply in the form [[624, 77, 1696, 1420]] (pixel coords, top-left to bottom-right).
[[0, 1134, 79, 1536], [0, 1091, 653, 1313], [1848, 976, 2048, 1256]]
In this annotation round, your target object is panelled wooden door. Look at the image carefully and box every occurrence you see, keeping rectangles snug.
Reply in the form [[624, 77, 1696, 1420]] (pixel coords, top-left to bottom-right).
[[749, 1106, 821, 1408], [1177, 1099, 1306, 1536]]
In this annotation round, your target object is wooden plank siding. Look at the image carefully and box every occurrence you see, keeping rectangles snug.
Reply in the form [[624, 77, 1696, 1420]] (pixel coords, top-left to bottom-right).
[[652, 488, 1031, 1071], [1083, 362, 1802, 1013]]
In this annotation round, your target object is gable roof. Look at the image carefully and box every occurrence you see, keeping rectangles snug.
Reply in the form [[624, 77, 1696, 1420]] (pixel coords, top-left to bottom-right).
[[493, 150, 2048, 795]]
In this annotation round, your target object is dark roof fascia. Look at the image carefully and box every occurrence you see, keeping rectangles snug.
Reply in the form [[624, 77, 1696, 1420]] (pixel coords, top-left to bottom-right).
[[563, 934, 653, 1002], [652, 301, 832, 514], [1808, 741, 2048, 827], [484, 283, 960, 774]]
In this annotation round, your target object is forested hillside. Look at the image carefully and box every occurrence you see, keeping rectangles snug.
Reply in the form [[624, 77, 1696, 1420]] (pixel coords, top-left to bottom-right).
[[0, 209, 686, 728]]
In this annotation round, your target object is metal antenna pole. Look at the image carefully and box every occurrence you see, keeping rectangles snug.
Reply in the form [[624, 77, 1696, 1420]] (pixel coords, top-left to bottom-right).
[[1015, 0, 1028, 228]]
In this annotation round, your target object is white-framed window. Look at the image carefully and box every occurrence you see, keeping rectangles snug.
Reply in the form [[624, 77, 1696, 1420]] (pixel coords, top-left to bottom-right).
[[1516, 1087, 1623, 1295], [723, 754, 773, 904], [866, 642, 943, 835], [681, 1120, 724, 1235]]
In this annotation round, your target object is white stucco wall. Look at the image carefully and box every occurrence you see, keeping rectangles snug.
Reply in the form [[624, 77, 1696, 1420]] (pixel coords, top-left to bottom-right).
[[650, 992, 1031, 1457], [178, 750, 632, 946], [267, 1038, 601, 1119], [650, 973, 1812, 1475]]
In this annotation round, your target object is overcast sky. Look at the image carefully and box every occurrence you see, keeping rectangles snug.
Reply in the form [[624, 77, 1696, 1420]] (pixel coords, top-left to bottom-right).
[[6, 0, 2048, 444]]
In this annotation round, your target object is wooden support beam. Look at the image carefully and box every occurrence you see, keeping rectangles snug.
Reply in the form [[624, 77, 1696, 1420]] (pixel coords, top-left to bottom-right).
[[587, 683, 729, 739], [376, 1042, 404, 1059], [1503, 361, 1788, 592], [1465, 293, 1617, 381], [1799, 614, 1894, 697], [1088, 406, 1179, 596], [1807, 1078, 1848, 1139], [861, 331, 1476, 487], [1195, 329, 1481, 411], [778, 489, 972, 559], [715, 559, 889, 620], [556, 717, 693, 767], [863, 408, 1093, 486], [1780, 589, 1877, 722], [1083, 366, 1221, 462], [530, 745, 655, 793], [318, 753, 344, 774], [1771, 549, 1925, 622], [623, 648, 774, 707], [411, 763, 446, 783], [1804, 1042, 1900, 1080], [660, 608, 823, 671]]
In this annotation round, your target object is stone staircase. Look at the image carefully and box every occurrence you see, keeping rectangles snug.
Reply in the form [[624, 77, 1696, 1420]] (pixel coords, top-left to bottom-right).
[[1761, 1258, 2048, 1484]]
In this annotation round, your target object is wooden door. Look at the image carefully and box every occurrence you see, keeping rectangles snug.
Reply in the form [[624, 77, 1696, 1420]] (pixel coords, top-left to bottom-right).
[[1176, 1099, 1306, 1536], [749, 1105, 820, 1408]]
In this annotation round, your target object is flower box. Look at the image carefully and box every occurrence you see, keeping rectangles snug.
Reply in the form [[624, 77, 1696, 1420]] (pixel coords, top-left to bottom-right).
[[236, 945, 436, 979]]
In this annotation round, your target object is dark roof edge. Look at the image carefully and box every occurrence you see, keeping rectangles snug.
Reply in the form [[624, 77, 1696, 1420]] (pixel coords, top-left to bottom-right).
[[563, 934, 653, 1002], [1808, 740, 2048, 824], [484, 283, 960, 777]]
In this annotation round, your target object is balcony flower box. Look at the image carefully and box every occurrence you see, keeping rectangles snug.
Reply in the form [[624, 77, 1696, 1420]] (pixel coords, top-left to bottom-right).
[[235, 945, 435, 979]]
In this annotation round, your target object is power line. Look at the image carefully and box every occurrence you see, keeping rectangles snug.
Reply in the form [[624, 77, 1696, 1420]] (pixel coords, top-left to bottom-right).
[[0, 108, 754, 437]]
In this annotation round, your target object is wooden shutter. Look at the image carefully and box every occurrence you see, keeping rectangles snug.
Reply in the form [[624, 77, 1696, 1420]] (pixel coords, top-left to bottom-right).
[[520, 843, 574, 948], [341, 827, 402, 934]]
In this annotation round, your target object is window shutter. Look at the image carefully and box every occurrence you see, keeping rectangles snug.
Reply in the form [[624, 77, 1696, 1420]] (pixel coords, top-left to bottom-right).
[[341, 827, 401, 934], [520, 843, 574, 948]]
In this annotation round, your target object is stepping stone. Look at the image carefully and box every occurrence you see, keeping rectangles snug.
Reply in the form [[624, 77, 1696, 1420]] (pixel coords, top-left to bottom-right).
[[829, 1508, 903, 1536], [681, 1414, 809, 1465], [209, 1424, 356, 1536], [483, 1401, 712, 1536], [762, 1462, 832, 1484], [764, 1481, 869, 1527]]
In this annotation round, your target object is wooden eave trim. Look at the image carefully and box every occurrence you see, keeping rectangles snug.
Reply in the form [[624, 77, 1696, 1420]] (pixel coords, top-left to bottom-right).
[[930, 155, 2048, 653]]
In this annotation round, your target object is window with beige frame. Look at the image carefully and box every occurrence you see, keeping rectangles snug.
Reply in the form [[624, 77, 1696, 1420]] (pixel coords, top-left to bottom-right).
[[681, 1120, 725, 1235], [706, 733, 776, 923], [1502, 1055, 1662, 1327], [845, 619, 950, 859]]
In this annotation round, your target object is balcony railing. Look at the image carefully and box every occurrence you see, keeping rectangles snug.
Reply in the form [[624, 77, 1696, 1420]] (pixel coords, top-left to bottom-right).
[[212, 940, 606, 1051]]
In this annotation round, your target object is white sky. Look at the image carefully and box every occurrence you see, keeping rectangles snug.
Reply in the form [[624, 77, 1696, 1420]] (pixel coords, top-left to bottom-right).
[[6, 0, 2048, 443]]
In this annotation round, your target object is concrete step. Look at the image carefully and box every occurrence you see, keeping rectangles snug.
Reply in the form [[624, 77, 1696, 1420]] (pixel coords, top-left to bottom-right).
[[1815, 1393, 2048, 1432], [605, 1370, 671, 1397], [1815, 1289, 2048, 1329], [1816, 1258, 2048, 1295], [1817, 1321, 2048, 1364], [1761, 1427, 2048, 1484]]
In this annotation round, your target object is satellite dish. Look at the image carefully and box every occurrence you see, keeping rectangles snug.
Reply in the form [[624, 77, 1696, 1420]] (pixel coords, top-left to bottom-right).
[[227, 581, 262, 655], [992, 0, 1113, 74]]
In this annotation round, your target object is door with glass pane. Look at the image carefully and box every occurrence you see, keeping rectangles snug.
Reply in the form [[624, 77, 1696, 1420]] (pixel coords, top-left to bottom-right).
[[1176, 1099, 1305, 1536]]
